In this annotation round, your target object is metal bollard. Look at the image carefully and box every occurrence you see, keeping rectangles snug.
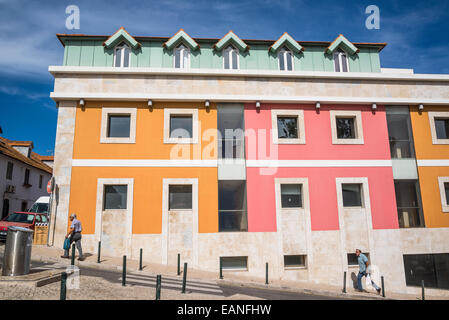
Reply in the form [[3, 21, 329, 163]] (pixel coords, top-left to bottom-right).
[[181, 262, 187, 293], [155, 275, 161, 300], [342, 271, 347, 293], [97, 241, 101, 263], [422, 280, 425, 300], [139, 248, 143, 271], [71, 244, 75, 266], [60, 272, 67, 300], [265, 262, 269, 285], [219, 259, 223, 280], [381, 276, 385, 297], [122, 255, 127, 286], [177, 253, 181, 276]]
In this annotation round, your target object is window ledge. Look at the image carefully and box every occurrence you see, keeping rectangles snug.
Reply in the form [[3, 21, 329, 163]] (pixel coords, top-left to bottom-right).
[[223, 268, 248, 272], [284, 266, 307, 270]]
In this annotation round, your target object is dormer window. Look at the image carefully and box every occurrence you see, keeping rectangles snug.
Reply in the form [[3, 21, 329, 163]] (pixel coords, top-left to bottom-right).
[[223, 45, 238, 70], [333, 48, 348, 72], [174, 44, 190, 69], [278, 48, 293, 71], [114, 43, 131, 68]]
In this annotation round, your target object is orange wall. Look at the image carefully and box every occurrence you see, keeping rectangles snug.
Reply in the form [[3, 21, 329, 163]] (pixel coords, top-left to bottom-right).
[[68, 167, 218, 234], [411, 105, 449, 228], [73, 101, 217, 160]]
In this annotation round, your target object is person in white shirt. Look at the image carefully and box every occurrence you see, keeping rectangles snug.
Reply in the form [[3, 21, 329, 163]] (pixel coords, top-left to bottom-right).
[[61, 213, 83, 261]]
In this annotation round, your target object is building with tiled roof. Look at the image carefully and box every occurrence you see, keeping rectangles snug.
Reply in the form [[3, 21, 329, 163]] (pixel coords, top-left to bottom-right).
[[0, 136, 52, 219]]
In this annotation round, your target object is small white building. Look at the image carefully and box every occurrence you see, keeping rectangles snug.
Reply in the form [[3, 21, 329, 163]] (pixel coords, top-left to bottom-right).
[[0, 137, 52, 219]]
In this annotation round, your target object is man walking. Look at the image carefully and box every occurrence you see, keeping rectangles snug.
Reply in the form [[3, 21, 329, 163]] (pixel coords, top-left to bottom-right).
[[61, 213, 84, 261], [356, 249, 380, 294]]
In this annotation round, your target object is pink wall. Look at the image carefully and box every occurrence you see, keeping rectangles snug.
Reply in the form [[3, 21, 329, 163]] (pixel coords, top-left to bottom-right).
[[244, 103, 398, 232], [244, 104, 391, 160]]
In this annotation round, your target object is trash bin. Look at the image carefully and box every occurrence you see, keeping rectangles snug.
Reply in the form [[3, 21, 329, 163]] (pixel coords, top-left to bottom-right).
[[2, 226, 34, 276]]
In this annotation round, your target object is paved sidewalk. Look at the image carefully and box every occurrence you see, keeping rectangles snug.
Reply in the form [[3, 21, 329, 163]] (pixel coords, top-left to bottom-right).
[[2, 244, 447, 300]]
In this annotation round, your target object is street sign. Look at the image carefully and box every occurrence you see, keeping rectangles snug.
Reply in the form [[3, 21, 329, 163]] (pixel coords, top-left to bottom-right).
[[47, 177, 55, 194]]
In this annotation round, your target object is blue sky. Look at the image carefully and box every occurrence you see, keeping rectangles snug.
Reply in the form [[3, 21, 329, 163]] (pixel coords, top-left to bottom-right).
[[0, 0, 448, 156]]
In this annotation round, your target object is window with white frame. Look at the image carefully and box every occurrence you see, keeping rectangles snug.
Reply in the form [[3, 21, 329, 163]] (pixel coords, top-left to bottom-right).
[[103, 185, 128, 210], [341, 183, 363, 207], [272, 109, 305, 144], [280, 184, 303, 208], [333, 48, 349, 72], [428, 112, 449, 145], [330, 110, 364, 144], [100, 108, 137, 144], [174, 44, 190, 69], [163, 108, 199, 144], [223, 45, 239, 70], [278, 48, 294, 71], [284, 255, 307, 268], [438, 177, 449, 212], [169, 185, 193, 210], [114, 43, 131, 68]]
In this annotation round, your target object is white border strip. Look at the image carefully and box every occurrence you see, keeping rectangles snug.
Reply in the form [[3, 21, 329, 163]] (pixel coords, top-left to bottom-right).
[[71, 159, 392, 168], [246, 160, 392, 167], [72, 159, 218, 167], [417, 160, 449, 167], [48, 66, 449, 82], [50, 92, 449, 105]]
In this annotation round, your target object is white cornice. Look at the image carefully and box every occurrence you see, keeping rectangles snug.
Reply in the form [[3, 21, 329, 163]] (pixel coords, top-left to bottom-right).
[[50, 92, 449, 105], [48, 66, 449, 82]]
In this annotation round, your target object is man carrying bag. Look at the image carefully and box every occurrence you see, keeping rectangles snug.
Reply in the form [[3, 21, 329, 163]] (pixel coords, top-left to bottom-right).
[[61, 213, 84, 261]]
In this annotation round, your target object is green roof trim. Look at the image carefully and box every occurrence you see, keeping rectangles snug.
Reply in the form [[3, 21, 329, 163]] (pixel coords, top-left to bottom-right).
[[164, 29, 199, 51], [326, 34, 359, 55], [214, 31, 248, 51], [104, 27, 140, 49], [269, 32, 303, 54]]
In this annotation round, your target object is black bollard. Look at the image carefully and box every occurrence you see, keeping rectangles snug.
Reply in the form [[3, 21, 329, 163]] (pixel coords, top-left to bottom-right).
[[60, 272, 67, 300], [181, 262, 187, 293], [97, 241, 101, 263], [139, 248, 143, 271], [422, 280, 425, 300], [219, 259, 223, 280], [155, 275, 161, 300], [343, 271, 347, 293], [177, 253, 181, 276], [122, 255, 127, 286], [381, 276, 385, 297], [265, 262, 269, 285], [71, 244, 75, 265]]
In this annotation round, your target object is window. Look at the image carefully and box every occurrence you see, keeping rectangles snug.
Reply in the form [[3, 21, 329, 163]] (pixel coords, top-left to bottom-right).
[[347, 253, 370, 266], [21, 201, 28, 212], [174, 44, 190, 69], [386, 113, 415, 159], [330, 110, 364, 144], [103, 185, 128, 210], [108, 115, 131, 138], [170, 115, 193, 139], [223, 45, 238, 70], [220, 256, 248, 270], [100, 108, 136, 144], [164, 109, 198, 144], [428, 112, 449, 144], [394, 180, 424, 228], [280, 184, 302, 208], [437, 177, 449, 212], [277, 117, 298, 139], [278, 48, 293, 71], [6, 162, 13, 180], [23, 169, 30, 186], [218, 180, 248, 232], [333, 48, 349, 72], [284, 255, 307, 268], [169, 185, 192, 210], [114, 43, 131, 68], [272, 110, 305, 144], [403, 254, 449, 290], [39, 175, 43, 189], [342, 184, 363, 207]]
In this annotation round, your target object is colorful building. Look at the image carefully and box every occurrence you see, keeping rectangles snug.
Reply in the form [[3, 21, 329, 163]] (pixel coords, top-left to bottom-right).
[[49, 28, 449, 295]]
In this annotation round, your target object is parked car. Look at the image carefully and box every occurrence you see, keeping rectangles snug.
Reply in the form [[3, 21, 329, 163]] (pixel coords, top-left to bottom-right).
[[0, 212, 48, 242], [28, 196, 50, 216]]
